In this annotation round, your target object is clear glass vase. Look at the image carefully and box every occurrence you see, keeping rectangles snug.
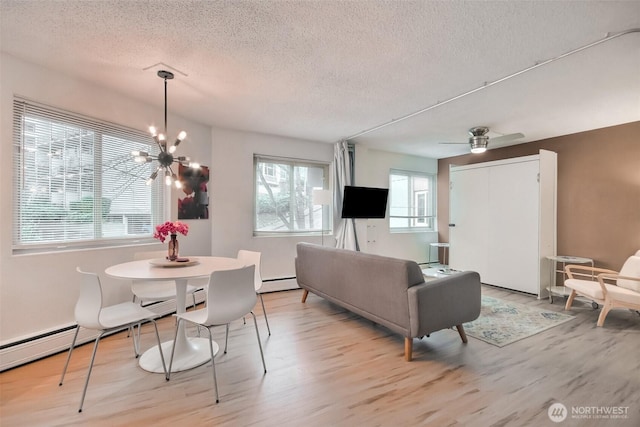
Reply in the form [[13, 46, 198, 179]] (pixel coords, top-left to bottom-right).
[[167, 234, 179, 261]]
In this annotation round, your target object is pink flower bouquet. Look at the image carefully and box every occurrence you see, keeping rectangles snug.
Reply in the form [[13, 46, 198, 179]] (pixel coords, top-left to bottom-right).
[[153, 221, 189, 243]]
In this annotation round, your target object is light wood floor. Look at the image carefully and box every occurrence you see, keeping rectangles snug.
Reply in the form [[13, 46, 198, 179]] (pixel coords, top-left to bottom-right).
[[1, 286, 639, 427]]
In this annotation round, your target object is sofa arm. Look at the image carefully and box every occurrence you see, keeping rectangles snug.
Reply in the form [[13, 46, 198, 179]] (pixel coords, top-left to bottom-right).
[[407, 271, 481, 337]]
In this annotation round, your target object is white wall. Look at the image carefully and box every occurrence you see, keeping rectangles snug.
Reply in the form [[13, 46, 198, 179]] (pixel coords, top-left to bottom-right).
[[0, 54, 211, 343], [353, 145, 439, 261], [209, 128, 333, 281], [0, 54, 439, 362]]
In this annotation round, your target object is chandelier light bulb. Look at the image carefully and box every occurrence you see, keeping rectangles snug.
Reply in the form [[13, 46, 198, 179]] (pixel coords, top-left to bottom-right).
[[169, 131, 187, 154], [149, 126, 157, 136], [146, 169, 159, 185], [173, 174, 182, 189], [158, 133, 166, 142]]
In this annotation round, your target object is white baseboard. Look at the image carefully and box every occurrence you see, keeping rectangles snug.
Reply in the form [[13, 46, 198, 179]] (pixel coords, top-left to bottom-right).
[[261, 278, 299, 293], [0, 294, 205, 372], [0, 280, 300, 372], [1, 326, 98, 372]]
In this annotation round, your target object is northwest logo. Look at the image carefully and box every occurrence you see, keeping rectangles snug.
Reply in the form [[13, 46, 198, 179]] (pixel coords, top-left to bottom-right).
[[548, 403, 568, 423]]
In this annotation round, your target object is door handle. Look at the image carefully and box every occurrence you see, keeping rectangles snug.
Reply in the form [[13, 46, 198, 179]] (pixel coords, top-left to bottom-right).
[[449, 224, 456, 227]]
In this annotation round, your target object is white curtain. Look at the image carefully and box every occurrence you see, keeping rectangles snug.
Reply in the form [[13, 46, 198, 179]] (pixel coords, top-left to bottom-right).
[[333, 140, 358, 250]]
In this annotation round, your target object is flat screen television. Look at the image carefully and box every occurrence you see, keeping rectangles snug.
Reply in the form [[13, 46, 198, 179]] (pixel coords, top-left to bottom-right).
[[341, 186, 389, 219]]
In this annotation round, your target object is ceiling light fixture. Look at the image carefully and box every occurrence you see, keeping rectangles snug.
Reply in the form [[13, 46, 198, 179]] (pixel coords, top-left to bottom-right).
[[131, 70, 199, 188], [468, 126, 489, 154]]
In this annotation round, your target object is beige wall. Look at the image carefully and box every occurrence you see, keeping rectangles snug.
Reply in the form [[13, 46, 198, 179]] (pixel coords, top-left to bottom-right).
[[438, 121, 640, 270]]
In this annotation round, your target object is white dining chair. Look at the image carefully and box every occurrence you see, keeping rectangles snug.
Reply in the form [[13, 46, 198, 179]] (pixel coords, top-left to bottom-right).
[[167, 265, 267, 403], [237, 249, 271, 336], [132, 251, 200, 309], [59, 268, 168, 412]]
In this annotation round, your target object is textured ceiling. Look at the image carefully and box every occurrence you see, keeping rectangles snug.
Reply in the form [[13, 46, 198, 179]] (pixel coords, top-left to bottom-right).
[[1, 1, 639, 158]]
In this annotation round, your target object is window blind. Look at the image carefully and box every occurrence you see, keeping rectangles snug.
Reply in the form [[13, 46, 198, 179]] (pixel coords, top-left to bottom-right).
[[12, 98, 165, 252]]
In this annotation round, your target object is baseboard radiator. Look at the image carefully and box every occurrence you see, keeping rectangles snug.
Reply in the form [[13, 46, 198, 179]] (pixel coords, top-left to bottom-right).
[[0, 278, 299, 372]]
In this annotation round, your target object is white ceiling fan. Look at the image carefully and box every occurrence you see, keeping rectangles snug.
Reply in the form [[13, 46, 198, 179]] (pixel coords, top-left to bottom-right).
[[440, 126, 525, 153]]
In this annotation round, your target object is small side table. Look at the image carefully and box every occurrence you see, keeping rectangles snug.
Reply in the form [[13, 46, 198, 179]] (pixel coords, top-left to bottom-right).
[[546, 255, 594, 304], [422, 267, 459, 280], [429, 242, 450, 270]]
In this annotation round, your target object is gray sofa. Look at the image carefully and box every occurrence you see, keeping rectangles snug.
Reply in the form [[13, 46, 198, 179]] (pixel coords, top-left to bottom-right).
[[295, 243, 481, 361]]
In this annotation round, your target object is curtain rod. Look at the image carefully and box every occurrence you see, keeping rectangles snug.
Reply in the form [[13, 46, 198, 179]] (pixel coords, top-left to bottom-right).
[[343, 28, 640, 142]]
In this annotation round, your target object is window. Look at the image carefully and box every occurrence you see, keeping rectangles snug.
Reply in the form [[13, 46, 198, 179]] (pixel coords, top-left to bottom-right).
[[12, 98, 165, 252], [389, 169, 436, 231], [254, 155, 330, 235], [263, 163, 275, 179]]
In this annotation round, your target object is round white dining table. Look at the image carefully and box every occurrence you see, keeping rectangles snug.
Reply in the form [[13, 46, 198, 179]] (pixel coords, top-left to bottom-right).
[[105, 256, 243, 373]]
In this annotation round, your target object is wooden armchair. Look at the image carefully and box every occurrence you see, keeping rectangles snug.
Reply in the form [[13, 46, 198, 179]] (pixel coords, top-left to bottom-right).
[[564, 254, 640, 326]]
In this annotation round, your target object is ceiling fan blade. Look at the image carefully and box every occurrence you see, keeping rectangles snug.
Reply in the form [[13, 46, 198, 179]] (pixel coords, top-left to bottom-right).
[[438, 141, 467, 145], [490, 132, 524, 145]]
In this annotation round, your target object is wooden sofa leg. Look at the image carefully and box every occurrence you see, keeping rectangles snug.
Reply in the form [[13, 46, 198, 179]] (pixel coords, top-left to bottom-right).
[[404, 337, 413, 362], [301, 289, 309, 303], [456, 325, 468, 343], [596, 302, 611, 327], [565, 290, 577, 310]]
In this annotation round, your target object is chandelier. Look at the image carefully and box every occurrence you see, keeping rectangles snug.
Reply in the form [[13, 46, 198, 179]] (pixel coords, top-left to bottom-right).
[[131, 70, 199, 188]]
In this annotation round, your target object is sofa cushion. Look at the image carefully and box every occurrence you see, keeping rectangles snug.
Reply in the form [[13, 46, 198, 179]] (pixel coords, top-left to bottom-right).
[[295, 243, 424, 334]]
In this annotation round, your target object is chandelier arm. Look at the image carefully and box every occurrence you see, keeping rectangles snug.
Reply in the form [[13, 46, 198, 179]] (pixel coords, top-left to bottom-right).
[[153, 136, 165, 152]]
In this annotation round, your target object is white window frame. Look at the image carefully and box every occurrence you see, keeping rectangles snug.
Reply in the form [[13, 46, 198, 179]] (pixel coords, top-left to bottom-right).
[[254, 155, 330, 237], [389, 169, 436, 232], [12, 98, 166, 254], [413, 190, 428, 226]]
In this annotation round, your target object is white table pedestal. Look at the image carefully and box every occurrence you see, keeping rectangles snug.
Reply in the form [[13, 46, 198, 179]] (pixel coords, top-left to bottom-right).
[[138, 279, 218, 373], [139, 338, 217, 373]]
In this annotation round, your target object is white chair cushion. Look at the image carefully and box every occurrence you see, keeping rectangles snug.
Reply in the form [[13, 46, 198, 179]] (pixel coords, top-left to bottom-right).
[[617, 256, 640, 293], [565, 279, 640, 305], [99, 302, 158, 329], [606, 285, 640, 305], [565, 279, 604, 300]]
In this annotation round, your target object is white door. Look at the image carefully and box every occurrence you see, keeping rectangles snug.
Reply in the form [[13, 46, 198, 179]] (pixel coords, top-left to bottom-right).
[[486, 160, 540, 293], [449, 166, 489, 276]]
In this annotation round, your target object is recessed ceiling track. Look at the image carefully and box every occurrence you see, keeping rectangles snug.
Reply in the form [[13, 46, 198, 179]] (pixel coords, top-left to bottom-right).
[[344, 27, 640, 141]]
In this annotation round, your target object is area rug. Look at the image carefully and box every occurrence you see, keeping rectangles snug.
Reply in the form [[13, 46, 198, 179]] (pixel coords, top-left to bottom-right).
[[463, 295, 575, 347]]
